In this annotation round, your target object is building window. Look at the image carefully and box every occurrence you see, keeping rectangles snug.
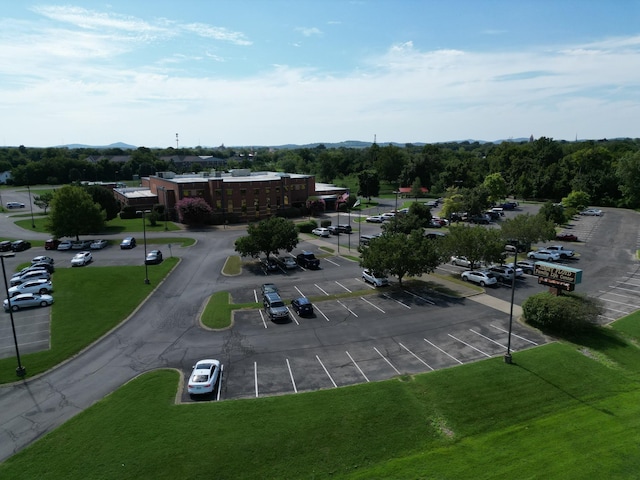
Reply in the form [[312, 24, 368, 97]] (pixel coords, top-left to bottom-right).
[[253, 188, 260, 195], [226, 189, 233, 196], [240, 188, 246, 196], [215, 189, 222, 197], [265, 188, 270, 194], [275, 187, 280, 194], [216, 199, 222, 209], [227, 200, 233, 213]]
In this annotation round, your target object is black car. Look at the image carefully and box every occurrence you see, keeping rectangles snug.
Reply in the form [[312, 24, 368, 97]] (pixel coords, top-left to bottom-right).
[[145, 250, 163, 265], [296, 252, 320, 269], [0, 241, 11, 252], [120, 237, 137, 249], [291, 297, 314, 316], [11, 240, 31, 252], [337, 224, 352, 234]]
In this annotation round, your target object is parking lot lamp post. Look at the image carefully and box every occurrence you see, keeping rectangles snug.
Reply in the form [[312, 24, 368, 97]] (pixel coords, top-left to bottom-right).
[[26, 184, 35, 229], [137, 210, 151, 284], [1, 253, 26, 377], [504, 243, 518, 364]]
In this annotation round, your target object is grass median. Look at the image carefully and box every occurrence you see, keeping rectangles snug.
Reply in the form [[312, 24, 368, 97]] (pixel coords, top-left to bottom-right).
[[3, 315, 640, 478]]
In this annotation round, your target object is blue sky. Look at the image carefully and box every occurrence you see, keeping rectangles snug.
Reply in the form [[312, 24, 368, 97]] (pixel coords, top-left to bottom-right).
[[1, 1, 639, 148]]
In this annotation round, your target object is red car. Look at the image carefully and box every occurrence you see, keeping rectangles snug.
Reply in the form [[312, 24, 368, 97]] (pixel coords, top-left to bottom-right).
[[556, 233, 578, 242]]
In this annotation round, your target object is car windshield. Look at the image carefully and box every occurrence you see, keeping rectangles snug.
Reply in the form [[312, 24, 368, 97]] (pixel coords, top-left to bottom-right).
[[272, 301, 285, 308], [193, 374, 209, 382]]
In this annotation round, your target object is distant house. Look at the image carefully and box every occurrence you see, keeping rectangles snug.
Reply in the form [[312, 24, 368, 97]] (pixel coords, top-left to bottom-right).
[[397, 186, 429, 197], [0, 171, 11, 184]]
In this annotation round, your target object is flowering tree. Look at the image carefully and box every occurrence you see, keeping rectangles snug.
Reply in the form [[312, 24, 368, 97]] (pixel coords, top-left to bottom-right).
[[175, 197, 213, 225]]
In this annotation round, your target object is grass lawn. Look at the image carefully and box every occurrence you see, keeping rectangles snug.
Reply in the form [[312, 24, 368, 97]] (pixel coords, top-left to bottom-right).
[[14, 215, 183, 234], [3, 317, 640, 479], [0, 259, 178, 384]]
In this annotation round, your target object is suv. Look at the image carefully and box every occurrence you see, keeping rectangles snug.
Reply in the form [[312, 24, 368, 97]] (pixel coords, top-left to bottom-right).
[[336, 224, 352, 234], [362, 269, 389, 287], [263, 292, 289, 321], [296, 251, 320, 269], [120, 237, 137, 249], [10, 269, 51, 287], [488, 265, 524, 282]]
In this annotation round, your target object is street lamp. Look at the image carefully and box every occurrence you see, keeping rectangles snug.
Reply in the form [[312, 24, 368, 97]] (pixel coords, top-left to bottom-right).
[[1, 253, 26, 377], [26, 183, 35, 229], [137, 210, 151, 284], [504, 241, 519, 364]]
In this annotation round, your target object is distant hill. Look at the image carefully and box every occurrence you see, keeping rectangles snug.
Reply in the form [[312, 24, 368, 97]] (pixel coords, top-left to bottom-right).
[[57, 142, 137, 150]]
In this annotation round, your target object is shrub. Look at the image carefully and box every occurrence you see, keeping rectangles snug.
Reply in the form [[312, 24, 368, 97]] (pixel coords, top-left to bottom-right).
[[320, 219, 332, 228], [296, 220, 318, 233], [523, 292, 603, 335]]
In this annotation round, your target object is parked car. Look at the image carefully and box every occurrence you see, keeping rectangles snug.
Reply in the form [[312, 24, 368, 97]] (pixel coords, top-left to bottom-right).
[[145, 250, 163, 265], [71, 251, 93, 267], [580, 208, 603, 216], [72, 240, 93, 250], [499, 201, 519, 210], [556, 233, 578, 242], [10, 270, 51, 287], [545, 245, 575, 259], [45, 238, 60, 250], [263, 292, 290, 321], [450, 256, 473, 268], [261, 283, 279, 297], [469, 215, 490, 224], [8, 279, 53, 297], [381, 212, 396, 220], [277, 256, 297, 269], [0, 241, 12, 252], [488, 265, 524, 282], [6, 202, 25, 209], [312, 227, 330, 238], [512, 260, 536, 275], [291, 297, 314, 316], [461, 270, 497, 287], [29, 262, 55, 274], [359, 235, 375, 246], [11, 240, 31, 252], [32, 256, 54, 265], [365, 215, 384, 223], [90, 239, 108, 250], [187, 359, 221, 395], [120, 237, 137, 249], [4, 293, 54, 311], [362, 268, 389, 287], [336, 224, 352, 233], [296, 251, 320, 269], [527, 250, 561, 262], [327, 225, 341, 235], [262, 257, 278, 272], [57, 240, 73, 251]]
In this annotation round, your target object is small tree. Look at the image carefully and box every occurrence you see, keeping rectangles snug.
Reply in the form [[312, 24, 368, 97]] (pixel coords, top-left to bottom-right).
[[443, 224, 505, 270], [234, 217, 299, 260], [500, 213, 556, 252], [47, 185, 105, 240], [562, 190, 591, 211], [176, 197, 213, 225], [33, 192, 54, 214]]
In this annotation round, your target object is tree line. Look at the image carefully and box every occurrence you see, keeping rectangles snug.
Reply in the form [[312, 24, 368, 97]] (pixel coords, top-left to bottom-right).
[[2, 136, 640, 208]]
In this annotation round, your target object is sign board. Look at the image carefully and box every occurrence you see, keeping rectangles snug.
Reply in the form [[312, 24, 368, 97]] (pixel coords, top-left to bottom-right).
[[538, 277, 575, 291], [533, 261, 582, 285]]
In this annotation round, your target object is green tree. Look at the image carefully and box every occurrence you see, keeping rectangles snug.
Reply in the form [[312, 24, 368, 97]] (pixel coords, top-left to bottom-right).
[[482, 172, 508, 204], [538, 201, 566, 226], [85, 185, 120, 221], [440, 187, 464, 222], [443, 225, 505, 270], [616, 151, 640, 208], [47, 185, 106, 240], [234, 217, 299, 260], [33, 191, 54, 214], [357, 170, 380, 201], [500, 213, 556, 252], [410, 177, 423, 200], [561, 190, 591, 210], [359, 230, 441, 287]]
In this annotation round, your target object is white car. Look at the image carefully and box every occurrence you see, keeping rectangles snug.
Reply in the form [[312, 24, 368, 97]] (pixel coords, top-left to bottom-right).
[[365, 215, 384, 223], [10, 269, 51, 286], [461, 270, 497, 287], [451, 256, 472, 268], [8, 279, 53, 297], [71, 251, 93, 266], [3, 293, 54, 311], [381, 212, 396, 220], [31, 256, 54, 265], [527, 250, 561, 262], [187, 359, 221, 395], [362, 269, 389, 287], [579, 208, 603, 216], [57, 240, 73, 251], [90, 239, 108, 250], [312, 227, 330, 238]]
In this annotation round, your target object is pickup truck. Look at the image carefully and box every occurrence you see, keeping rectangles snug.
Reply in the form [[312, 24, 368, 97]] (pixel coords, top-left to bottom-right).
[[296, 251, 320, 269], [545, 245, 575, 259]]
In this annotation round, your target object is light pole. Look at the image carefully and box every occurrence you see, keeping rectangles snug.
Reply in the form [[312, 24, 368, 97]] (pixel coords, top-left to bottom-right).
[[1, 253, 26, 377], [137, 210, 151, 284], [504, 241, 519, 364], [26, 183, 35, 229]]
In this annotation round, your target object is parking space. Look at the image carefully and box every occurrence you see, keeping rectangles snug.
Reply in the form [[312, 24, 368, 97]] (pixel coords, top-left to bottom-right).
[[0, 307, 51, 359], [597, 271, 640, 322]]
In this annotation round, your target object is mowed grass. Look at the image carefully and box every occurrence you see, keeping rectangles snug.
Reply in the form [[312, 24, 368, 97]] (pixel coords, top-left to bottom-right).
[[13, 214, 182, 234], [3, 311, 640, 478], [0, 259, 178, 384]]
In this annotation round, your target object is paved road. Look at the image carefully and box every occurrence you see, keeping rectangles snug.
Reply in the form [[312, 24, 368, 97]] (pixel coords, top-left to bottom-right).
[[0, 194, 638, 462]]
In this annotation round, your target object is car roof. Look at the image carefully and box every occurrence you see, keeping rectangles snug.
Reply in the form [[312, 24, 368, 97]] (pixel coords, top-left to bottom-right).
[[294, 297, 311, 304]]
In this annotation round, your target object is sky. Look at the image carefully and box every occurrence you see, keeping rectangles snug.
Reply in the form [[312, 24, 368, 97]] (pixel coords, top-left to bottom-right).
[[1, 0, 639, 148]]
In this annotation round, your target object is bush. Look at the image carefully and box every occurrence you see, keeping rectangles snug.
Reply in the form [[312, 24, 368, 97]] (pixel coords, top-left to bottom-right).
[[320, 219, 332, 228], [296, 220, 318, 233], [523, 292, 603, 335]]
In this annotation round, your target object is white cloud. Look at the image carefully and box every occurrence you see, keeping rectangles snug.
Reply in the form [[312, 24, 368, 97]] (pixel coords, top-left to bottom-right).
[[181, 23, 252, 45], [295, 27, 323, 37]]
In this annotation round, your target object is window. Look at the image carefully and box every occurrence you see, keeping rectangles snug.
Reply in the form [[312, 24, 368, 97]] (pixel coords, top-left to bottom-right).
[[215, 189, 221, 197], [240, 188, 246, 196], [216, 199, 221, 209], [254, 188, 260, 195], [265, 188, 270, 194], [227, 200, 233, 213], [226, 189, 233, 196]]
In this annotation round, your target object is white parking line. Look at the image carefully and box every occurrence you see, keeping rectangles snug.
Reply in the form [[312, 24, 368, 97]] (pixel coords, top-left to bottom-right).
[[403, 289, 436, 305], [608, 284, 640, 294], [0, 338, 49, 353], [314, 304, 330, 321], [399, 342, 433, 370], [258, 309, 268, 328], [286, 359, 298, 393], [254, 362, 259, 397], [448, 334, 492, 357], [374, 347, 401, 374], [316, 355, 337, 387], [287, 308, 300, 325], [382, 293, 411, 309], [360, 296, 385, 313], [597, 296, 639, 308], [324, 258, 340, 266], [424, 338, 463, 364], [490, 324, 538, 345], [216, 365, 224, 401], [470, 329, 506, 349], [335, 281, 352, 292], [337, 300, 358, 317], [315, 284, 330, 296], [346, 351, 369, 382], [253, 289, 259, 303]]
